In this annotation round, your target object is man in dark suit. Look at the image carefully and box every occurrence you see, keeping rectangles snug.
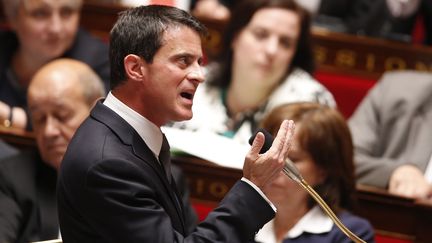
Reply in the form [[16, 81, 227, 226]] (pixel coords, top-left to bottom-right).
[[57, 5, 295, 243]]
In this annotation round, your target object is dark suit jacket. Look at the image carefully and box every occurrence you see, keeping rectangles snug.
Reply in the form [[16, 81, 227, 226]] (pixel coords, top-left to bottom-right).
[[58, 101, 275, 242], [0, 149, 58, 243]]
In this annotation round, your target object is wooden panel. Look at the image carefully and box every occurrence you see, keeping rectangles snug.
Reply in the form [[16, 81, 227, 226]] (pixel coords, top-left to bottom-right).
[[174, 156, 241, 202], [0, 127, 35, 149], [312, 28, 432, 80], [79, 1, 124, 41]]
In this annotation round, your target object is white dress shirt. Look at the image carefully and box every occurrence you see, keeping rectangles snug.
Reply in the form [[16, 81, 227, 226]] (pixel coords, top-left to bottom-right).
[[103, 92, 164, 161]]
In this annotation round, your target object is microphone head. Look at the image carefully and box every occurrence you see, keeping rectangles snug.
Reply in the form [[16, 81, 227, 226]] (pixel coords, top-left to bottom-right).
[[248, 128, 274, 154]]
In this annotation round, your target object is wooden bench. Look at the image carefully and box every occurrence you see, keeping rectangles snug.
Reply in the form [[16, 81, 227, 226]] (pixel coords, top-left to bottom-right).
[[0, 127, 35, 149]]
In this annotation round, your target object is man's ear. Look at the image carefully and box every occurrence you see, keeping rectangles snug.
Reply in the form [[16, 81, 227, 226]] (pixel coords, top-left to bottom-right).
[[124, 54, 147, 82]]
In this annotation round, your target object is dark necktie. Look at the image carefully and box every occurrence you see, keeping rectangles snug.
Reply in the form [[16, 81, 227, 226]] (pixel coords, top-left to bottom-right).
[[159, 134, 172, 183], [159, 134, 184, 218]]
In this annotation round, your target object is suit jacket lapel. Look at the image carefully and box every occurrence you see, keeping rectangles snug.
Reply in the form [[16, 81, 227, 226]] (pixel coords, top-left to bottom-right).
[[90, 101, 186, 234], [131, 133, 186, 234], [90, 102, 165, 178]]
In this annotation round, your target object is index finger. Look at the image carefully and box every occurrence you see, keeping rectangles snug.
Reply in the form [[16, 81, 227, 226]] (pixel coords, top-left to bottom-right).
[[249, 131, 265, 159], [268, 120, 291, 155]]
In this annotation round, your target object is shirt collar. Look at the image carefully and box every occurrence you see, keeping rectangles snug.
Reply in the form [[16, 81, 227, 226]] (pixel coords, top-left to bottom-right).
[[103, 92, 163, 157], [255, 205, 333, 243], [287, 205, 333, 238]]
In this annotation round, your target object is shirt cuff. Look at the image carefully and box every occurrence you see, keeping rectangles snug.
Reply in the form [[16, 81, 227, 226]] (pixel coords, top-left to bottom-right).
[[241, 177, 277, 212]]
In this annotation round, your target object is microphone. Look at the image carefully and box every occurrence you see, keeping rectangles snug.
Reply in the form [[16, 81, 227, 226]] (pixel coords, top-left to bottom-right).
[[248, 128, 274, 154], [248, 128, 303, 182]]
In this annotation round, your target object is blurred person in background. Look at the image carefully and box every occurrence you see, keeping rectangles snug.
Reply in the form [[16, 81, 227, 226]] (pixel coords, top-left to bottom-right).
[[0, 0, 109, 131], [190, 0, 232, 21], [349, 70, 432, 199], [172, 0, 335, 144], [255, 102, 374, 243]]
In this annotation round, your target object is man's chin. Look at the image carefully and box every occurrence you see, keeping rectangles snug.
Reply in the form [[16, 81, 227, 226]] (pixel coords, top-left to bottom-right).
[[43, 152, 64, 169], [173, 110, 193, 121]]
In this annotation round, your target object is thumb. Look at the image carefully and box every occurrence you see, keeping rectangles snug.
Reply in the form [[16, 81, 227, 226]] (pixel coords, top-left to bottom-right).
[[249, 132, 265, 158]]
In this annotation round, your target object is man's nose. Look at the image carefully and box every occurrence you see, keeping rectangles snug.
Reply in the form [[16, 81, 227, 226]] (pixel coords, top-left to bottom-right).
[[48, 13, 63, 34], [187, 65, 205, 84], [43, 116, 61, 137]]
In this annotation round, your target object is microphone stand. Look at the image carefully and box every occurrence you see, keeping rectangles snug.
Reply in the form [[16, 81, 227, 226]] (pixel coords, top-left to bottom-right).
[[283, 159, 366, 243]]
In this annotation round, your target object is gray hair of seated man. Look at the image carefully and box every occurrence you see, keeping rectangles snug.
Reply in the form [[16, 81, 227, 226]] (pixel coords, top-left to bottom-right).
[[1, 0, 83, 20]]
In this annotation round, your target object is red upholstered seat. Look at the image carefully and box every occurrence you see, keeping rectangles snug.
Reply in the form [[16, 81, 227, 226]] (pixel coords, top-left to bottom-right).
[[314, 71, 376, 118]]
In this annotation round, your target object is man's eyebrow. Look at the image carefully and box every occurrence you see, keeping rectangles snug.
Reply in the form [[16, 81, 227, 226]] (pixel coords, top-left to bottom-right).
[[172, 52, 196, 59], [28, 102, 43, 111], [28, 106, 38, 113], [172, 52, 203, 63]]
